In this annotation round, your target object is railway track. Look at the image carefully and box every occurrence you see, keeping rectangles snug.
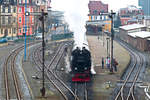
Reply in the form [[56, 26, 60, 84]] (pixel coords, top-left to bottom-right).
[[74, 82, 88, 100], [33, 41, 80, 100], [4, 45, 24, 100], [3, 41, 41, 100], [114, 40, 145, 100], [84, 83, 88, 100]]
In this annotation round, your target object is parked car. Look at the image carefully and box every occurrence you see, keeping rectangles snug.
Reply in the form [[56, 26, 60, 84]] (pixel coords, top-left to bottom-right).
[[35, 33, 42, 39], [0, 38, 8, 43], [7, 37, 18, 42]]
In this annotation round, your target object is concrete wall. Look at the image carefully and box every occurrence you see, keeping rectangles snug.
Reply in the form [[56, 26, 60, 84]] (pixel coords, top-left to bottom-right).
[[119, 28, 127, 41]]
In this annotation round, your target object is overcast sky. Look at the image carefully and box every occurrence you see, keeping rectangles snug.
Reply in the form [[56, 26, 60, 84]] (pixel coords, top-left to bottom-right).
[[102, 0, 138, 11], [51, 0, 138, 43]]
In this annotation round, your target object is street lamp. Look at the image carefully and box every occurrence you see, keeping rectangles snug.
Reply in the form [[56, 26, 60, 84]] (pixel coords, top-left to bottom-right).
[[24, 0, 30, 61], [24, 11, 30, 61], [102, 24, 105, 46]]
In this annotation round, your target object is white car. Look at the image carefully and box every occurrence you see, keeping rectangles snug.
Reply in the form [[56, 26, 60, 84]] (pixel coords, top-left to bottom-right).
[[35, 33, 42, 39]]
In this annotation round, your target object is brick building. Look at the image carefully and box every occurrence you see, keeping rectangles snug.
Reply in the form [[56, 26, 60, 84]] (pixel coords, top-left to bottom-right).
[[119, 5, 143, 17], [119, 5, 143, 26], [120, 17, 132, 25], [17, 0, 34, 36], [0, 0, 51, 38], [119, 24, 146, 41], [119, 23, 150, 52], [0, 0, 18, 38], [127, 31, 150, 51], [88, 0, 108, 15], [86, 0, 111, 35]]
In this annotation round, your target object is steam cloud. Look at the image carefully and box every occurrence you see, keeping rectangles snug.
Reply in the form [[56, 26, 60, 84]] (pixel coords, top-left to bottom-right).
[[51, 0, 89, 43]]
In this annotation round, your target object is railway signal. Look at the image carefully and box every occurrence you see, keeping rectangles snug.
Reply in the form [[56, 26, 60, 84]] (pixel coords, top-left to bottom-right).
[[109, 10, 116, 73], [39, 9, 48, 97]]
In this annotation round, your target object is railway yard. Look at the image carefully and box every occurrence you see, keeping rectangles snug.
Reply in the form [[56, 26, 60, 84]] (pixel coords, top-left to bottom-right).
[[1, 0, 150, 99], [0, 34, 149, 100]]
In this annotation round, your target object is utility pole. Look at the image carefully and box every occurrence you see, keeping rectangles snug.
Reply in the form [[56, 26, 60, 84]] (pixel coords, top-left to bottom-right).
[[39, 9, 48, 97], [109, 10, 116, 73]]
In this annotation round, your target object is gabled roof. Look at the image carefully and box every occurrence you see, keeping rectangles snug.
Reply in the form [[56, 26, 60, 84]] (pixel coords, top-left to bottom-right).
[[119, 24, 146, 30], [128, 31, 150, 38]]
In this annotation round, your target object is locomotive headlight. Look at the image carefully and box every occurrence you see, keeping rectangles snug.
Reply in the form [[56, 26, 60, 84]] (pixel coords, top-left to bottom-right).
[[75, 67, 77, 70]]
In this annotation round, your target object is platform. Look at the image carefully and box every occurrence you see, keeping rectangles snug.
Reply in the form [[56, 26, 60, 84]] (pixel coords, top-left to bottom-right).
[[87, 35, 130, 100]]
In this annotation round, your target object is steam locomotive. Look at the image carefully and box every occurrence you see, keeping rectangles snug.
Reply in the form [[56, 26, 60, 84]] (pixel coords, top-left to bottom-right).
[[71, 42, 91, 82]]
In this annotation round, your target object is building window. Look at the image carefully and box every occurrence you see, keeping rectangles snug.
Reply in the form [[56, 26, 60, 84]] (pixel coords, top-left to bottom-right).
[[1, 29, 3, 34], [13, 18, 16, 23], [2, 6, 5, 13], [23, 28, 25, 33], [19, 0, 21, 4], [97, 16, 100, 20], [27, 7, 30, 12], [101, 10, 104, 13], [19, 8, 22, 12], [2, 17, 5, 24], [19, 28, 21, 33], [9, 29, 11, 34], [8, 17, 11, 24], [95, 16, 97, 20], [100, 16, 102, 20], [32, 17, 34, 23], [19, 17, 21, 23], [13, 7, 16, 13], [91, 16, 93, 21], [104, 16, 106, 20], [13, 28, 16, 34], [93, 10, 98, 15], [8, 6, 11, 13]]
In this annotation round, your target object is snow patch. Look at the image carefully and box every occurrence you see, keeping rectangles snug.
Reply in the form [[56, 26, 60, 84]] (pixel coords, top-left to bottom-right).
[[91, 61, 96, 74], [65, 53, 71, 73]]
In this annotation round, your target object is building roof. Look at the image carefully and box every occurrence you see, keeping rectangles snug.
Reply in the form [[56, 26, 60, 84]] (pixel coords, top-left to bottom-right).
[[119, 24, 146, 30], [128, 18, 138, 22], [128, 31, 150, 38], [86, 20, 110, 26]]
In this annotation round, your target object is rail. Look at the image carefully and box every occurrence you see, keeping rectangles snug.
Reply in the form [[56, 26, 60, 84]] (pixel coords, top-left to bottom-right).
[[33, 41, 79, 100], [115, 41, 144, 100]]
